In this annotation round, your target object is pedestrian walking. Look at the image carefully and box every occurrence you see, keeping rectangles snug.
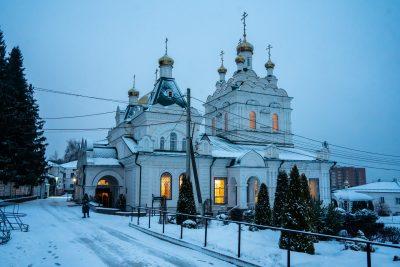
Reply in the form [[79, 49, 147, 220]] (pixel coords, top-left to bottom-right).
[[82, 193, 90, 218]]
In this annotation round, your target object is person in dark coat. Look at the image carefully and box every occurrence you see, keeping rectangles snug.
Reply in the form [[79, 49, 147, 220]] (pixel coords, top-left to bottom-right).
[[82, 193, 90, 218]]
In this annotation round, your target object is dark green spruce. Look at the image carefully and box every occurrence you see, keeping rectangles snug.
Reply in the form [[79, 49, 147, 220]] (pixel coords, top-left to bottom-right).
[[176, 173, 197, 225], [279, 165, 315, 254], [255, 183, 272, 226], [272, 170, 289, 226]]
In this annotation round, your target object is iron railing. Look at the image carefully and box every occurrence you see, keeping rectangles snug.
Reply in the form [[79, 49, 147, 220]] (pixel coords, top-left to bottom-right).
[[129, 206, 400, 267]]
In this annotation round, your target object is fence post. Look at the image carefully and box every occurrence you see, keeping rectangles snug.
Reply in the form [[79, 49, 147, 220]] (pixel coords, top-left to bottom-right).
[[137, 207, 140, 226], [287, 235, 291, 267], [180, 223, 183, 239], [204, 218, 208, 247], [366, 243, 371, 267], [238, 223, 241, 258], [148, 208, 151, 229], [162, 211, 165, 234]]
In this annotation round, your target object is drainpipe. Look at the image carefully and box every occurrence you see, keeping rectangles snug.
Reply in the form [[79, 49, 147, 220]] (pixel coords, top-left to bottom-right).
[[278, 160, 285, 171], [209, 157, 216, 202], [329, 161, 337, 199], [135, 153, 142, 207]]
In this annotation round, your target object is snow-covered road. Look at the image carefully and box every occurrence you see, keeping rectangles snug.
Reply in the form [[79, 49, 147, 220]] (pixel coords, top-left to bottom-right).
[[1, 197, 233, 267]]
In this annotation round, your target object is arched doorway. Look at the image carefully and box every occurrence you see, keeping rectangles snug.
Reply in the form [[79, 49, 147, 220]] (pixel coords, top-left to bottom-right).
[[95, 176, 119, 208], [247, 176, 260, 209]]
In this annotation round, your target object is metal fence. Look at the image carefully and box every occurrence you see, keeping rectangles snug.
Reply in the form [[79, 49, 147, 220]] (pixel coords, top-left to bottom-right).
[[130, 206, 400, 267]]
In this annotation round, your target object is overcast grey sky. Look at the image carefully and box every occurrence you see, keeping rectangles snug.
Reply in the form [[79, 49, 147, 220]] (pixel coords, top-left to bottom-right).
[[1, 0, 399, 181]]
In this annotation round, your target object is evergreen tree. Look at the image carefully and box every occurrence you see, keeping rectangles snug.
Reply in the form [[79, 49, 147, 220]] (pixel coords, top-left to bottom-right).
[[300, 173, 314, 230], [279, 165, 315, 254], [273, 170, 289, 226], [0, 29, 15, 184], [255, 183, 272, 226], [323, 203, 344, 236], [6, 47, 46, 186], [310, 200, 325, 234], [176, 173, 197, 225]]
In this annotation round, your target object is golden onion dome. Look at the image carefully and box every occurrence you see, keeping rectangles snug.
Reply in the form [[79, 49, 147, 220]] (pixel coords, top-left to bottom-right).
[[218, 65, 227, 74], [236, 40, 254, 54], [158, 55, 174, 66], [265, 59, 275, 69], [128, 88, 139, 97], [235, 55, 245, 64]]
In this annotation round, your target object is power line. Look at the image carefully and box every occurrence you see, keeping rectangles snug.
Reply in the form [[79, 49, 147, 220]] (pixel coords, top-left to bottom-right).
[[35, 87, 128, 104], [43, 111, 115, 120]]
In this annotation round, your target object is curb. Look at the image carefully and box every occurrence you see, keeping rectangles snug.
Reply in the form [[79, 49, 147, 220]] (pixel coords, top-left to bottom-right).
[[129, 223, 261, 267]]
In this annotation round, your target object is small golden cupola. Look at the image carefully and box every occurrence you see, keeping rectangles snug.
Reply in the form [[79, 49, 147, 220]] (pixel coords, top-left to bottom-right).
[[128, 75, 139, 104], [217, 50, 227, 81], [159, 38, 174, 78], [265, 44, 276, 76]]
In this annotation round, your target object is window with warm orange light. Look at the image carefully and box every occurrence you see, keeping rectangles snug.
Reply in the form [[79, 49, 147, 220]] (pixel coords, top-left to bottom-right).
[[272, 113, 279, 131], [97, 179, 109, 186], [160, 172, 172, 199], [249, 111, 256, 129], [308, 178, 319, 200], [214, 177, 226, 204]]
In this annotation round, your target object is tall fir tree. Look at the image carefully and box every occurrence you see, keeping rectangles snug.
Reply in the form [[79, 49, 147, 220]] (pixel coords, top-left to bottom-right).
[[300, 173, 314, 230], [6, 47, 46, 186], [176, 173, 197, 225], [273, 170, 289, 226], [0, 29, 13, 184], [255, 183, 272, 226], [279, 165, 315, 254]]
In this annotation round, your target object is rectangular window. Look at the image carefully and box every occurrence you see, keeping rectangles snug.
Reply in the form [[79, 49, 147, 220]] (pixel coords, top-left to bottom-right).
[[214, 177, 227, 205], [396, 198, 400, 205], [380, 197, 385, 204], [308, 178, 319, 200]]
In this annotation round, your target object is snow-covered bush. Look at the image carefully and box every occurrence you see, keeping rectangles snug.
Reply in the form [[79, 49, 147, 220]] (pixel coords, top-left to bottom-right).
[[182, 219, 197, 229], [216, 213, 229, 225], [377, 226, 400, 244], [344, 209, 382, 238], [344, 230, 375, 252], [167, 215, 176, 224], [229, 208, 243, 222], [393, 255, 400, 261], [243, 209, 255, 223]]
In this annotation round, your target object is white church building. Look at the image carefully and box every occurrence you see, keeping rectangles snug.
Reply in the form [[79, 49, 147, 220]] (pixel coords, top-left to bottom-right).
[[76, 20, 333, 211]]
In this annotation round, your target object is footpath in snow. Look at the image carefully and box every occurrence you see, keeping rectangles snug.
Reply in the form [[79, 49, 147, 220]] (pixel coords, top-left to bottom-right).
[[0, 197, 233, 267]]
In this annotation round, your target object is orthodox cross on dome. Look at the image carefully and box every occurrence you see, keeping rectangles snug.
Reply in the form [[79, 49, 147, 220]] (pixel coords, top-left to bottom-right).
[[241, 12, 248, 41], [165, 37, 168, 55], [220, 50, 225, 66], [133, 74, 136, 88], [266, 44, 273, 60]]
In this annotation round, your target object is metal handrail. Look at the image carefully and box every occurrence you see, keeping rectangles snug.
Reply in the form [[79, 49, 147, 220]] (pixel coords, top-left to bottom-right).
[[130, 205, 400, 267]]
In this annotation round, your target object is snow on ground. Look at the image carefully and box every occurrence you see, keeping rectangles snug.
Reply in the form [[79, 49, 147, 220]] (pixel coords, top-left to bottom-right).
[[0, 197, 233, 267], [136, 216, 400, 267]]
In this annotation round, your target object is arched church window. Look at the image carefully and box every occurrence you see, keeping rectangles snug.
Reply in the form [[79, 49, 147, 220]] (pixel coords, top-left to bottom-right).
[[170, 132, 177, 151], [272, 113, 279, 131], [224, 113, 228, 131], [160, 137, 165, 150], [181, 138, 186, 151], [160, 172, 172, 199], [211, 118, 216, 135], [249, 111, 256, 129]]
